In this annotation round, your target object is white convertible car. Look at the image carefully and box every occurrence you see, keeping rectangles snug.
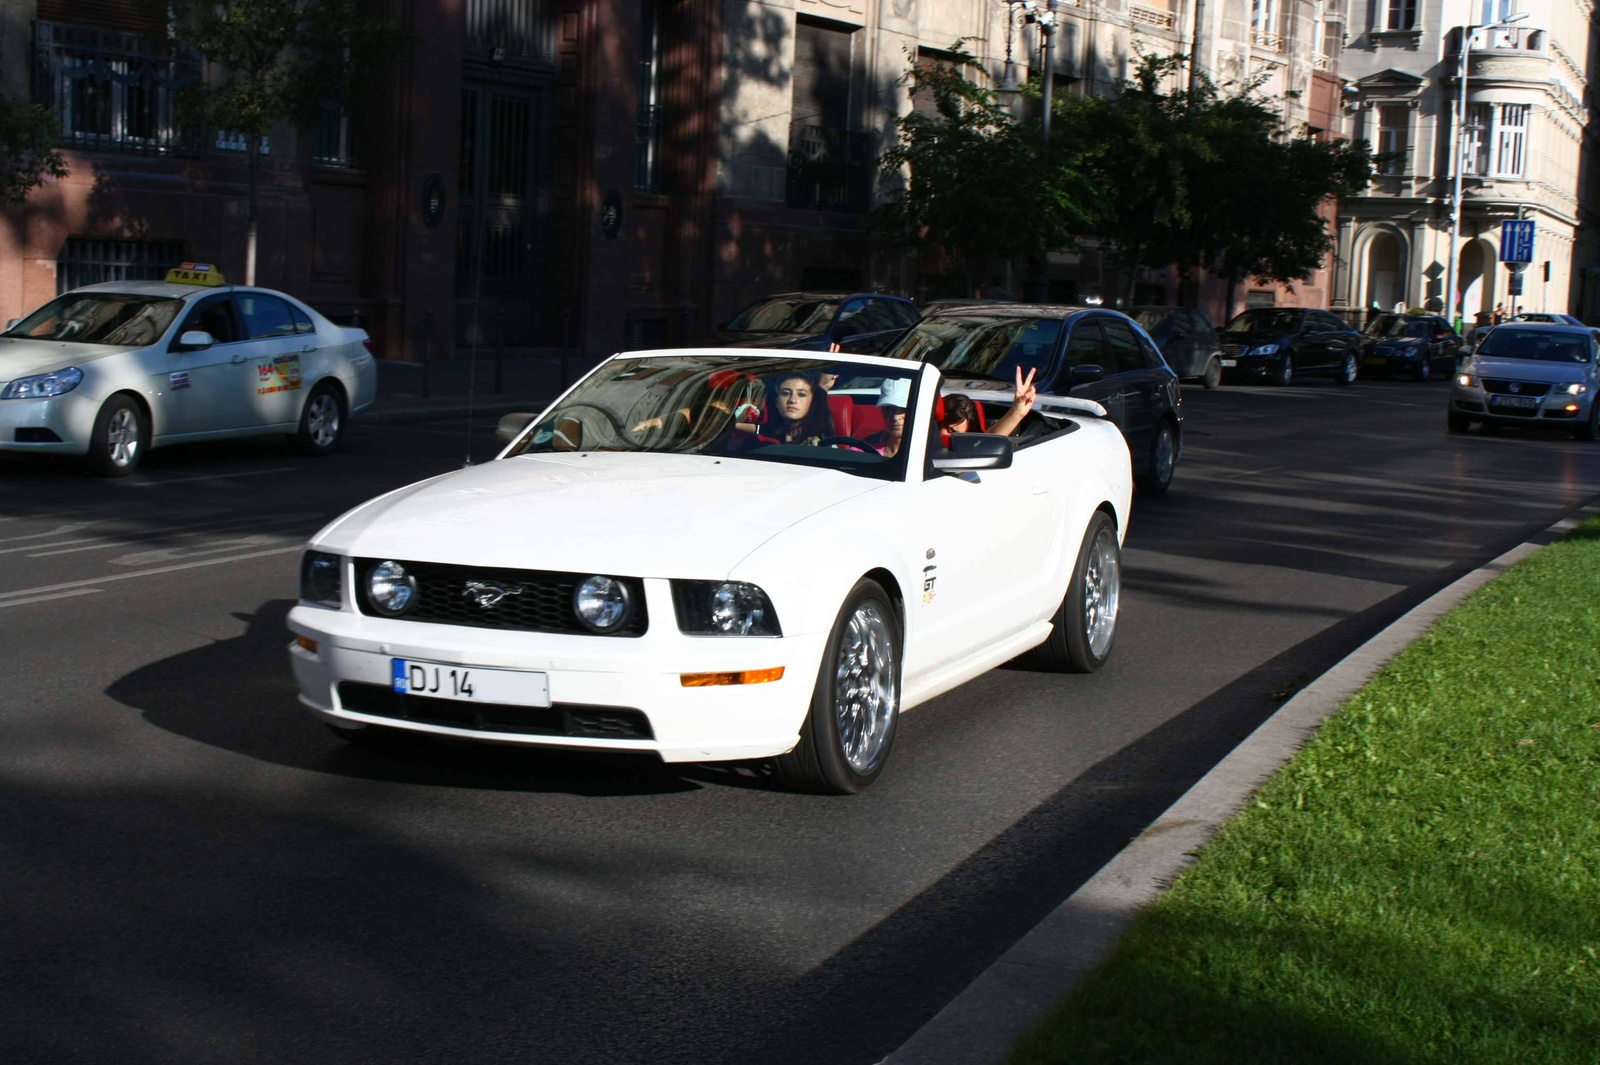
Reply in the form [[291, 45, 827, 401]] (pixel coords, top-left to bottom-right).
[[0, 265, 376, 476], [287, 350, 1132, 793]]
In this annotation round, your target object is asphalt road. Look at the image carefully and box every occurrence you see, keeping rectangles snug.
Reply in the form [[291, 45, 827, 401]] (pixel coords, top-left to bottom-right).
[[3, 380, 1598, 1065]]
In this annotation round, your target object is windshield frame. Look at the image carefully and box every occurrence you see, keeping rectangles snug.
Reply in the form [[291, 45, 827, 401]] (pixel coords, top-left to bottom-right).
[[2, 291, 187, 347], [503, 353, 927, 482]]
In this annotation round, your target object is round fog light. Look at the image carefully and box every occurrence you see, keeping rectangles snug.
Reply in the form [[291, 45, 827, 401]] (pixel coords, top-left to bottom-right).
[[367, 560, 417, 615], [574, 575, 630, 632]]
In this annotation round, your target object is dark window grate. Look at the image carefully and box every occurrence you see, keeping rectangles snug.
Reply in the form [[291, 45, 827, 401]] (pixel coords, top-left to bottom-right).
[[464, 0, 551, 62], [33, 21, 201, 157], [354, 559, 648, 636], [56, 237, 185, 295], [786, 126, 871, 213], [337, 683, 654, 739]]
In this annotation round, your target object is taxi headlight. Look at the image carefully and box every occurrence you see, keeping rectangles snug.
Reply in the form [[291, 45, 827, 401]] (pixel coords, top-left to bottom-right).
[[2, 366, 83, 400], [366, 561, 417, 616], [574, 575, 632, 632], [672, 580, 781, 637], [300, 551, 343, 608]]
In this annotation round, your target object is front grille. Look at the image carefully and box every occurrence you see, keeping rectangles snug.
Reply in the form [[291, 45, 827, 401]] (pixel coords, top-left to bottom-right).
[[337, 682, 654, 739], [1481, 379, 1551, 396], [355, 559, 647, 636]]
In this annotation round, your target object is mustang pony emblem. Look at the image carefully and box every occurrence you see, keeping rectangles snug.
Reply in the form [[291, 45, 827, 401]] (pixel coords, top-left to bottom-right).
[[462, 580, 525, 609]]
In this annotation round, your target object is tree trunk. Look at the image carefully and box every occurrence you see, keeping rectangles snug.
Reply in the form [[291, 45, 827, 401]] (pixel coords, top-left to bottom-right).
[[1224, 270, 1238, 322], [1123, 247, 1142, 307], [245, 133, 261, 286]]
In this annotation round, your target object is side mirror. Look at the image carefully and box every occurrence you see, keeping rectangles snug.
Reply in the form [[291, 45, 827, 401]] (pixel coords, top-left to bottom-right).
[[177, 330, 215, 349], [931, 433, 1013, 473], [1068, 363, 1104, 387], [495, 412, 536, 447], [4, 318, 19, 331]]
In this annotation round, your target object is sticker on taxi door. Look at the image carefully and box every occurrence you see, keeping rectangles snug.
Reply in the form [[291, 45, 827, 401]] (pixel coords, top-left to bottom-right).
[[257, 354, 303, 395]]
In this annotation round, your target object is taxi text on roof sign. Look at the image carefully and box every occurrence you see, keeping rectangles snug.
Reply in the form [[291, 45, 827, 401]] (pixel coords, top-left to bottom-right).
[[165, 262, 226, 287]]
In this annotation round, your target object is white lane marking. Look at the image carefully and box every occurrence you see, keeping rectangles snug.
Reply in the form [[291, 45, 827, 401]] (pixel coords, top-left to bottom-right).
[[0, 588, 104, 610], [22, 511, 321, 559], [110, 533, 299, 568], [0, 545, 302, 603], [120, 466, 299, 487]]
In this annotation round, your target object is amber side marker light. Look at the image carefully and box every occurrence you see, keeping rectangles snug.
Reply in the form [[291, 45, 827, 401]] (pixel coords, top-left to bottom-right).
[[294, 635, 319, 654], [681, 667, 785, 687], [1566, 404, 1581, 412]]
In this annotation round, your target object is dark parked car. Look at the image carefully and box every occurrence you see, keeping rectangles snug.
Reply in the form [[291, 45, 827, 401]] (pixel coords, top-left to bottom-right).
[[883, 304, 1183, 494], [1129, 306, 1224, 388], [1217, 307, 1363, 386], [715, 292, 920, 353], [1449, 323, 1600, 438], [1361, 314, 1464, 381]]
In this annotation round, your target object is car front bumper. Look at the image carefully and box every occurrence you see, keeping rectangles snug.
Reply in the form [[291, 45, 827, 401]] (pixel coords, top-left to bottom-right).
[[1450, 384, 1594, 423], [1217, 352, 1281, 377], [287, 599, 828, 763], [0, 392, 96, 455]]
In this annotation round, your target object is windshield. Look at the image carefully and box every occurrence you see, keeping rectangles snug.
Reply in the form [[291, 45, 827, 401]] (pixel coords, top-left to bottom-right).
[[1477, 329, 1593, 363], [1130, 309, 1171, 333], [2, 292, 184, 346], [724, 296, 842, 334], [505, 355, 921, 480], [881, 315, 1062, 380], [1222, 309, 1302, 335], [1370, 317, 1434, 339]]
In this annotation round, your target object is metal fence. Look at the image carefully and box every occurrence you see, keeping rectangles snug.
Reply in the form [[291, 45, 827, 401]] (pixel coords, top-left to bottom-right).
[[786, 126, 871, 213], [56, 238, 187, 295], [34, 21, 201, 157]]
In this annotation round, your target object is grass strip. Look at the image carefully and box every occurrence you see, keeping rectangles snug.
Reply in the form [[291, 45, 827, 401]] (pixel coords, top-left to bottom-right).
[[1011, 520, 1600, 1065]]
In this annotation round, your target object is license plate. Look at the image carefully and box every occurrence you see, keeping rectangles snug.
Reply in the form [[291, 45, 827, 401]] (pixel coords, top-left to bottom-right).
[[391, 658, 550, 706], [1366, 356, 1387, 365], [1220, 359, 1237, 367], [1490, 395, 1539, 409]]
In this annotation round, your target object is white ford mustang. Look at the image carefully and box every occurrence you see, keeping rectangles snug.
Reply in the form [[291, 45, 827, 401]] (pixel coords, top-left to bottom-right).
[[287, 349, 1132, 793]]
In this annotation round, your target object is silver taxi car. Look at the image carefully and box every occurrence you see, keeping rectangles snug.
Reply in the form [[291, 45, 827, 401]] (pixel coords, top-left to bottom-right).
[[0, 265, 376, 476]]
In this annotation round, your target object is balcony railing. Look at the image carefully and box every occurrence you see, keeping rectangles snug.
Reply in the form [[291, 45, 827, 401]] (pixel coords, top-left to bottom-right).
[[33, 21, 201, 156], [1251, 29, 1285, 51], [786, 126, 870, 213], [1312, 52, 1331, 71], [1129, 3, 1176, 29]]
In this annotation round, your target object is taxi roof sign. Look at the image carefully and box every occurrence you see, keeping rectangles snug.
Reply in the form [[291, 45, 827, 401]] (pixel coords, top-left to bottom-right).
[[165, 262, 226, 287]]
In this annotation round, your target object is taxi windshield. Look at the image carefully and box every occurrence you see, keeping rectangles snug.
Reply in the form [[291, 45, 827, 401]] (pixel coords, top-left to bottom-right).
[[505, 355, 920, 480], [3, 293, 184, 346], [1477, 329, 1593, 363]]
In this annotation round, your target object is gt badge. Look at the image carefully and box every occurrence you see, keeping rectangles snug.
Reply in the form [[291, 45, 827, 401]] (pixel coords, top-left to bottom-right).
[[922, 565, 938, 606]]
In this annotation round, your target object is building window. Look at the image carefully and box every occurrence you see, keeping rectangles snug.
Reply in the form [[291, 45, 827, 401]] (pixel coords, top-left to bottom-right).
[[313, 100, 355, 166], [787, 18, 868, 212], [215, 130, 270, 154], [1376, 105, 1409, 175], [635, 1, 662, 192], [1494, 103, 1528, 176], [1252, 0, 1281, 47], [1385, 0, 1417, 30], [1464, 103, 1491, 175], [33, 22, 199, 156], [56, 237, 186, 295], [464, 0, 550, 62]]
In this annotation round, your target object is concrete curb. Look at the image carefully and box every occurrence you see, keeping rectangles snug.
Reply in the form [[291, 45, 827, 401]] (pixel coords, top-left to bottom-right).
[[882, 503, 1600, 1065]]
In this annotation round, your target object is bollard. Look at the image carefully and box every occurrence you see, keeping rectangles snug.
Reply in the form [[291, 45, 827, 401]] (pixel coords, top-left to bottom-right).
[[495, 308, 506, 395], [422, 311, 434, 399]]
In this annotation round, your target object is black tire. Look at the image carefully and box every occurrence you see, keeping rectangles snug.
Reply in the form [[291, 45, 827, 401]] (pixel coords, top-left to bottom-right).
[[295, 382, 345, 456], [85, 394, 148, 477], [1025, 510, 1121, 674], [772, 579, 901, 795], [1334, 352, 1358, 386], [1272, 358, 1293, 387], [1447, 409, 1473, 434], [1574, 404, 1598, 442], [1135, 419, 1176, 495], [1201, 357, 1222, 389], [1415, 358, 1431, 383]]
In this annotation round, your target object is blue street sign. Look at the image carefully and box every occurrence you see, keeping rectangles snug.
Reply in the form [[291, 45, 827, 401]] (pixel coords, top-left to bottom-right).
[[1501, 220, 1536, 263]]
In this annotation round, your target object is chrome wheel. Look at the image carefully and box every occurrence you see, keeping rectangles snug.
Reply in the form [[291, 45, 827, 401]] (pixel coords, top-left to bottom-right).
[[1153, 424, 1175, 486], [833, 600, 897, 775], [1082, 526, 1120, 659], [1345, 354, 1358, 383], [106, 406, 139, 468], [307, 393, 340, 448]]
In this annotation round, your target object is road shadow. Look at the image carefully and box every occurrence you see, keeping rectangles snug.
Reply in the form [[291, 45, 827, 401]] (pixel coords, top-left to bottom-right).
[[107, 599, 704, 798]]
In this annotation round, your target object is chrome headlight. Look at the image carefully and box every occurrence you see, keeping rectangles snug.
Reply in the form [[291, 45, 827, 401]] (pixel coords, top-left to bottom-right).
[[300, 551, 343, 608], [1556, 382, 1588, 395], [1250, 344, 1279, 356], [1, 366, 83, 400], [672, 580, 781, 637], [366, 560, 417, 616], [574, 575, 632, 632]]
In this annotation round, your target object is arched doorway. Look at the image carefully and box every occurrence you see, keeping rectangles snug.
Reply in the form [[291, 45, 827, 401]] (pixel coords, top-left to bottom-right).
[[1458, 239, 1494, 325], [1364, 231, 1404, 311]]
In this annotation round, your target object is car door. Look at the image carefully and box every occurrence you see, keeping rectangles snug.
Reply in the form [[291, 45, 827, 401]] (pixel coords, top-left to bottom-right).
[[1322, 311, 1361, 368], [1191, 310, 1221, 365], [235, 291, 311, 427], [1059, 316, 1125, 428], [164, 293, 258, 435], [1101, 316, 1156, 458], [1294, 311, 1331, 370]]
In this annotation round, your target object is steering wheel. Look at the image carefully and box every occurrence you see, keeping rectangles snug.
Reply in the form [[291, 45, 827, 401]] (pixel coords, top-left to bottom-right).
[[816, 435, 879, 454]]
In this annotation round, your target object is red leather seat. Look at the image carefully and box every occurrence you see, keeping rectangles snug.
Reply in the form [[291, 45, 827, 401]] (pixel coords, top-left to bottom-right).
[[852, 404, 885, 438], [827, 394, 854, 437]]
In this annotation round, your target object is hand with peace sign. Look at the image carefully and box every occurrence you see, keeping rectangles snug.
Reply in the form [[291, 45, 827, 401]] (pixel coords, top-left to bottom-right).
[[990, 365, 1039, 437]]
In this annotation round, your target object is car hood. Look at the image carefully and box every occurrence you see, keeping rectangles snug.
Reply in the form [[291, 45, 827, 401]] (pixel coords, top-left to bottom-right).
[[1467, 357, 1593, 383], [0, 337, 141, 379], [314, 451, 887, 577]]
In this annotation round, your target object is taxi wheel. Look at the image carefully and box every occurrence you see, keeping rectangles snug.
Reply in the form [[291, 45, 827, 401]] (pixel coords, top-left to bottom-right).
[[295, 384, 344, 456], [86, 394, 148, 478]]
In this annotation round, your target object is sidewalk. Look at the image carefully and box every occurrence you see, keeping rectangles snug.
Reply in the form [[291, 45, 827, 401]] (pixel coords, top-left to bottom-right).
[[367, 354, 600, 424]]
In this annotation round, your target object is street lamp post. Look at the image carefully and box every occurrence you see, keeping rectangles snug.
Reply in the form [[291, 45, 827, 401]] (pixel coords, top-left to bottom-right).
[[1021, 1, 1059, 300], [1444, 13, 1527, 330]]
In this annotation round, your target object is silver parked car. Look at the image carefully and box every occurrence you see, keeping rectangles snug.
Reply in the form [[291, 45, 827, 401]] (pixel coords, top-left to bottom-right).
[[1449, 323, 1600, 439], [0, 266, 377, 476]]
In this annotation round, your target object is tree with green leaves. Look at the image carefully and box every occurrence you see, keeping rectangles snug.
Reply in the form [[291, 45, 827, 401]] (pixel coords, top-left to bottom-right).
[[0, 96, 69, 206], [155, 0, 409, 283], [875, 43, 1092, 289]]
